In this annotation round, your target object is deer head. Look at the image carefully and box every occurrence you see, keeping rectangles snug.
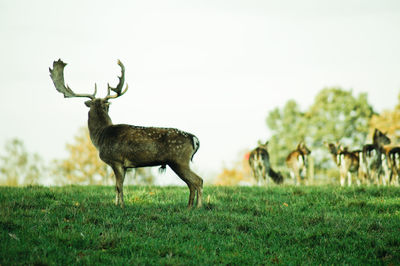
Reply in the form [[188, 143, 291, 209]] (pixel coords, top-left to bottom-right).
[[297, 141, 311, 155], [50, 59, 130, 147], [324, 141, 337, 155], [257, 140, 269, 150], [49, 59, 128, 109], [373, 128, 391, 147]]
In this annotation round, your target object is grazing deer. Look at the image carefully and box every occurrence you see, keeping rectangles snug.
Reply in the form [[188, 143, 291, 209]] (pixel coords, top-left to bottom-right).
[[285, 141, 311, 185], [49, 59, 203, 208], [324, 142, 362, 186], [362, 128, 391, 185], [248, 141, 283, 185]]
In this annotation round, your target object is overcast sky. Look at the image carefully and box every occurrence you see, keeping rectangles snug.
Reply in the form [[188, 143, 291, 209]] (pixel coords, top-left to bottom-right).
[[1, 0, 400, 184]]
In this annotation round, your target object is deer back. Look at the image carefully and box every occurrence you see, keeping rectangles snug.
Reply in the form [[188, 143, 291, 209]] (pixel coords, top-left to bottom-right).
[[96, 125, 199, 168], [249, 147, 270, 166]]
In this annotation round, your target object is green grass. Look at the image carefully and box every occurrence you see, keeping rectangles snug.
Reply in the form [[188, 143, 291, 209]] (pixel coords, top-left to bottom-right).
[[1, 185, 399, 265]]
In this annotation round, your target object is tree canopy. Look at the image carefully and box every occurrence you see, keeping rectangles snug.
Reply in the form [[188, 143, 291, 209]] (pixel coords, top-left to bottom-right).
[[0, 139, 45, 186], [369, 93, 400, 143]]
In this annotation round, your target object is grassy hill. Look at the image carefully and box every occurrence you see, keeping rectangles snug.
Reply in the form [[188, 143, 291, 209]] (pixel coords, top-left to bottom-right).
[[1, 185, 399, 265]]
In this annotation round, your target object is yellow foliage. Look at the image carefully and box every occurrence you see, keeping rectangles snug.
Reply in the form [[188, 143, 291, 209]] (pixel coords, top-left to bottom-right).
[[369, 104, 400, 143], [54, 128, 112, 185], [214, 150, 253, 186], [0, 139, 44, 186]]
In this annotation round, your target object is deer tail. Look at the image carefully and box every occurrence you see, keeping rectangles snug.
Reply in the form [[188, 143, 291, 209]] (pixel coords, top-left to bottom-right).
[[268, 168, 284, 184], [158, 164, 167, 174], [190, 135, 200, 161]]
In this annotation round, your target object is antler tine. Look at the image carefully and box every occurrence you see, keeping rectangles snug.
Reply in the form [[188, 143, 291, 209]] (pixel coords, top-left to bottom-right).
[[104, 60, 128, 100], [93, 83, 98, 97], [49, 59, 96, 99]]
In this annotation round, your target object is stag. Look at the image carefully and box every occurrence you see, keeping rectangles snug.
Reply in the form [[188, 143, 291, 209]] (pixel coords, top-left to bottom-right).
[[362, 128, 391, 185], [285, 141, 311, 185], [324, 142, 362, 186], [49, 59, 203, 208], [248, 141, 283, 185]]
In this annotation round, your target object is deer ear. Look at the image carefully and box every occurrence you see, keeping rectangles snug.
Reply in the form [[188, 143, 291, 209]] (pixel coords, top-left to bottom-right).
[[85, 100, 92, 107]]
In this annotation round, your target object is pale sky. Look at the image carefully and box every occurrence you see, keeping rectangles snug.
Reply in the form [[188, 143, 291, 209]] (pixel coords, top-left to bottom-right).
[[1, 0, 400, 184]]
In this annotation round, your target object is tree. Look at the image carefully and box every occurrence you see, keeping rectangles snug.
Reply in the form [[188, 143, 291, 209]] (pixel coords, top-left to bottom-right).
[[53, 127, 155, 185], [0, 139, 45, 186], [52, 128, 111, 185], [214, 150, 253, 186], [266, 88, 374, 178], [368, 93, 400, 143], [307, 88, 373, 147], [266, 100, 306, 167]]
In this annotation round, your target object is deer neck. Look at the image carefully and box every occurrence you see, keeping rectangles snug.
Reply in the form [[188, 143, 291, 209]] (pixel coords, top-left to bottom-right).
[[87, 107, 113, 148]]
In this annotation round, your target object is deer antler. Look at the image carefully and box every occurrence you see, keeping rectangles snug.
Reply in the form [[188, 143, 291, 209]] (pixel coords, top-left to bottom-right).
[[49, 59, 97, 99], [105, 60, 128, 100]]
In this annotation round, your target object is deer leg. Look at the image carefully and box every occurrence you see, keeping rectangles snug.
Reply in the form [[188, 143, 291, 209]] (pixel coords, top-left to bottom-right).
[[371, 169, 378, 185], [340, 171, 345, 186], [188, 185, 196, 207], [170, 163, 203, 208], [393, 161, 400, 186], [111, 164, 126, 208], [188, 169, 203, 208], [196, 178, 203, 207], [357, 168, 364, 186], [295, 171, 301, 186], [347, 172, 352, 186], [289, 171, 296, 185], [395, 156, 400, 186], [258, 169, 264, 186], [388, 169, 393, 186], [356, 174, 361, 186], [264, 167, 270, 186], [256, 168, 262, 186], [377, 167, 384, 186]]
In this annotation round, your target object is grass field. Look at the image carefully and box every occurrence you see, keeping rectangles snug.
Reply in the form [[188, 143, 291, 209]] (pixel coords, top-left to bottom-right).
[[1, 185, 399, 265]]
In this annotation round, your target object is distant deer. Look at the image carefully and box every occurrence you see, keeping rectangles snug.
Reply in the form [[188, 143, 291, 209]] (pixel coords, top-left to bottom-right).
[[324, 142, 362, 186], [380, 142, 400, 186], [49, 59, 203, 208], [248, 141, 283, 185], [362, 128, 391, 185], [285, 141, 311, 185], [389, 147, 400, 185]]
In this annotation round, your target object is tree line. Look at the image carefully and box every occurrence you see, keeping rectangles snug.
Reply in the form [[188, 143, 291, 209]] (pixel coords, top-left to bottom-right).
[[1, 87, 399, 186]]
